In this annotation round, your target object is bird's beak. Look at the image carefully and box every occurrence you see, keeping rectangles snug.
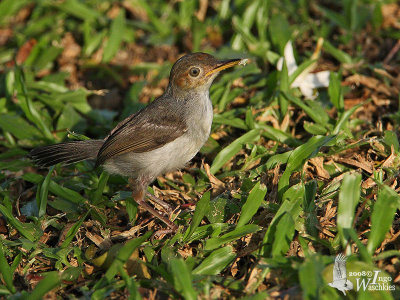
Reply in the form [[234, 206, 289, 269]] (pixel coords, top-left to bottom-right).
[[205, 58, 245, 77]]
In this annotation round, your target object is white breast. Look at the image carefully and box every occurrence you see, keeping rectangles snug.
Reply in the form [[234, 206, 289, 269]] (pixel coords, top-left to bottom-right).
[[104, 93, 213, 180]]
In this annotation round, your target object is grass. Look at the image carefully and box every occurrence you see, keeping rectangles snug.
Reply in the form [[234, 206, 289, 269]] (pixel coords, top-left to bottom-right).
[[0, 0, 399, 299]]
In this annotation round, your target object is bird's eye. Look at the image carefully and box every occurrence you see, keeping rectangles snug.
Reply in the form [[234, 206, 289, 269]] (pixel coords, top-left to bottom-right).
[[189, 67, 200, 77]]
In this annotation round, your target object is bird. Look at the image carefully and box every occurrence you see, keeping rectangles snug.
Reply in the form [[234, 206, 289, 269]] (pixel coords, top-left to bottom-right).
[[29, 52, 247, 230], [328, 253, 353, 295]]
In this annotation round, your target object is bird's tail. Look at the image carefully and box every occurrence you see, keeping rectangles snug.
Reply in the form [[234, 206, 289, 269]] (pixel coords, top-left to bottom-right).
[[29, 140, 104, 167]]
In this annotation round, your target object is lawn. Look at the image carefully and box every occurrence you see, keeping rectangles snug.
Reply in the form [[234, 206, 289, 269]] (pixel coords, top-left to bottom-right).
[[0, 0, 399, 299]]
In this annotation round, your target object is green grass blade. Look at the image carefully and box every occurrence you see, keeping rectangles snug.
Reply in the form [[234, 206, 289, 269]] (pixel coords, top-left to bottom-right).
[[136, 0, 169, 36], [237, 182, 267, 227], [266, 150, 292, 169], [0, 114, 42, 140], [10, 253, 22, 274], [271, 213, 295, 257], [217, 81, 233, 111], [117, 265, 142, 300], [299, 256, 325, 299], [0, 0, 29, 23], [257, 124, 301, 146], [283, 92, 330, 127], [383, 130, 399, 152], [92, 171, 109, 204], [367, 186, 400, 255], [103, 9, 126, 62], [125, 197, 138, 223], [0, 244, 15, 293], [37, 166, 54, 218], [277, 135, 335, 199], [16, 68, 53, 140], [269, 14, 290, 53], [213, 114, 247, 130], [204, 224, 261, 251], [332, 102, 364, 134], [23, 173, 87, 204], [0, 204, 37, 241], [56, 0, 100, 21], [28, 271, 61, 300], [170, 259, 197, 300], [342, 228, 372, 263], [323, 40, 353, 64], [262, 183, 303, 257], [61, 210, 91, 248], [183, 191, 210, 242], [337, 173, 361, 245], [210, 128, 261, 174], [95, 231, 152, 289], [184, 224, 230, 244], [193, 246, 236, 275], [303, 121, 328, 135], [33, 46, 63, 71], [279, 59, 289, 116], [328, 72, 344, 111]]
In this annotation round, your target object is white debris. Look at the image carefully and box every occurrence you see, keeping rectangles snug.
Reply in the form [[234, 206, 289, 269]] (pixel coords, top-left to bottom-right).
[[239, 58, 249, 66], [277, 39, 330, 99]]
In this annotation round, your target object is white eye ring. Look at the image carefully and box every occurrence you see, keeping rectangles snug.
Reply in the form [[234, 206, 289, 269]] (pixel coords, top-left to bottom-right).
[[189, 67, 200, 77]]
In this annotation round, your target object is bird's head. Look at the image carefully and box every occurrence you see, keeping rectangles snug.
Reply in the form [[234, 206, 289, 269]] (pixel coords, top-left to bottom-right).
[[168, 52, 244, 94]]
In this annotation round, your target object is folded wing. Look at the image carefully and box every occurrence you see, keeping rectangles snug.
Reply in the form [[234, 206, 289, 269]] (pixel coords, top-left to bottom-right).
[[95, 100, 187, 167]]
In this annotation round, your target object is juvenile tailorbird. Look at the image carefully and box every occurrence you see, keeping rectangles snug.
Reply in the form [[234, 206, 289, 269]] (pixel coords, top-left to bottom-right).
[[29, 52, 247, 230]]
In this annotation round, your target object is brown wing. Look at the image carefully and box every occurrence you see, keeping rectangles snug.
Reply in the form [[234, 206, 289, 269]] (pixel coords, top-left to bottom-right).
[[95, 99, 187, 167]]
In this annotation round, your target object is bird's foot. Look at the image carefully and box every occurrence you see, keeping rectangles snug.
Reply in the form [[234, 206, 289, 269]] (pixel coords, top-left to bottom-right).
[[129, 178, 178, 231], [151, 228, 177, 242], [138, 199, 178, 231], [146, 192, 173, 214]]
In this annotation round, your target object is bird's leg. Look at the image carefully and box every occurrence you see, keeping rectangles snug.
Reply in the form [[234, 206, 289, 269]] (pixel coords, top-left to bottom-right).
[[146, 192, 173, 214], [129, 178, 178, 230]]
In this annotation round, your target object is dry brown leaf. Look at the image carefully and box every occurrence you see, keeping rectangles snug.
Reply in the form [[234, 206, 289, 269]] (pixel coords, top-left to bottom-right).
[[244, 259, 268, 293], [125, 249, 151, 279], [107, 4, 121, 19], [334, 157, 373, 174], [0, 28, 12, 47], [256, 114, 280, 129], [309, 157, 330, 179], [111, 226, 141, 241], [86, 232, 104, 247], [362, 177, 376, 189], [280, 112, 290, 132], [321, 227, 336, 238], [196, 0, 208, 21], [345, 74, 396, 96], [322, 201, 336, 221], [232, 96, 247, 105], [60, 33, 81, 61], [382, 145, 397, 168], [204, 162, 226, 194], [374, 67, 400, 89], [16, 39, 37, 65], [382, 3, 400, 29], [122, 0, 149, 21], [57, 223, 74, 247]]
